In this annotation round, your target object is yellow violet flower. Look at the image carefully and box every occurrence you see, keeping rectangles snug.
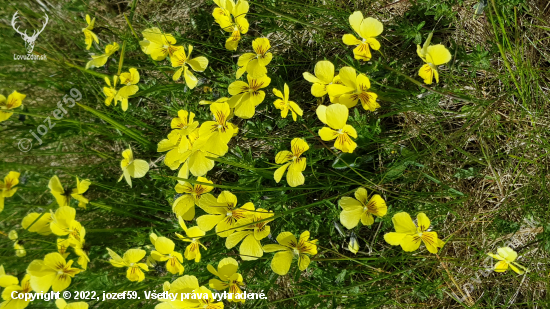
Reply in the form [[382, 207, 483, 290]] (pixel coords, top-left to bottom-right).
[[236, 37, 272, 78], [417, 34, 452, 84], [197, 191, 254, 237], [343, 12, 383, 61], [73, 239, 90, 271], [488, 246, 527, 275], [263, 231, 318, 275], [85, 42, 119, 69], [22, 212, 52, 235], [0, 272, 32, 309], [384, 212, 445, 254], [57, 238, 71, 259], [274, 138, 308, 187], [50, 207, 86, 244], [316, 104, 357, 153], [0, 171, 20, 212], [326, 66, 379, 111], [156, 275, 223, 308], [348, 232, 359, 254], [158, 128, 198, 170], [213, 0, 250, 51], [48, 175, 91, 208], [180, 131, 218, 178], [27, 252, 81, 292], [107, 248, 149, 282], [195, 102, 237, 157], [0, 91, 26, 123], [207, 257, 245, 302], [273, 84, 303, 121], [158, 110, 200, 170], [228, 74, 271, 119], [8, 230, 26, 257], [140, 27, 182, 61], [171, 45, 209, 89], [171, 109, 200, 132], [0, 265, 19, 288], [176, 217, 207, 263], [116, 68, 140, 111], [118, 147, 150, 188], [82, 14, 98, 50], [173, 176, 214, 220], [226, 207, 274, 261], [303, 61, 344, 103], [103, 75, 118, 107], [56, 298, 89, 309], [339, 187, 387, 229], [150, 233, 185, 275]]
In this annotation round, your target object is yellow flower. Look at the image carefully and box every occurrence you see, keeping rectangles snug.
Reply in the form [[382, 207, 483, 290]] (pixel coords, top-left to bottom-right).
[[48, 175, 91, 208], [384, 212, 445, 254], [228, 74, 271, 119], [27, 252, 81, 292], [176, 217, 207, 263], [173, 176, 213, 220], [326, 66, 379, 111], [488, 247, 527, 275], [0, 272, 32, 309], [213, 0, 250, 51], [116, 68, 140, 111], [273, 84, 303, 121], [50, 207, 86, 244], [171, 110, 200, 133], [118, 147, 150, 188], [263, 231, 318, 275], [106, 248, 149, 282], [316, 104, 357, 153], [103, 75, 118, 107], [236, 37, 272, 78], [57, 238, 71, 259], [195, 102, 237, 157], [8, 230, 26, 257], [82, 14, 98, 50], [140, 27, 182, 61], [274, 138, 308, 187], [158, 128, 197, 169], [303, 61, 345, 103], [343, 12, 383, 61], [0, 171, 20, 212], [73, 240, 90, 271], [348, 232, 359, 254], [0, 265, 19, 288], [22, 212, 52, 235], [197, 191, 254, 237], [226, 207, 274, 261], [150, 233, 185, 275], [0, 91, 25, 122], [417, 35, 452, 84], [85, 42, 119, 69], [56, 298, 89, 309], [156, 275, 223, 308], [171, 45, 209, 89], [207, 257, 245, 302], [339, 187, 386, 229]]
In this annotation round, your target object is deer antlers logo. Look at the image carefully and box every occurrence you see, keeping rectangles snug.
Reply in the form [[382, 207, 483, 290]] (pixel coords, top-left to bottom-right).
[[11, 11, 49, 54]]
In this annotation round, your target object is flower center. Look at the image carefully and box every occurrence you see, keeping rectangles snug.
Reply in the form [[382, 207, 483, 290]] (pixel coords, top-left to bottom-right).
[[292, 248, 300, 256], [226, 211, 233, 217], [129, 263, 135, 266]]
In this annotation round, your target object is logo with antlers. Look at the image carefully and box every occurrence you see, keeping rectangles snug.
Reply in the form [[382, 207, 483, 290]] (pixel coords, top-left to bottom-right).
[[11, 11, 48, 54]]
